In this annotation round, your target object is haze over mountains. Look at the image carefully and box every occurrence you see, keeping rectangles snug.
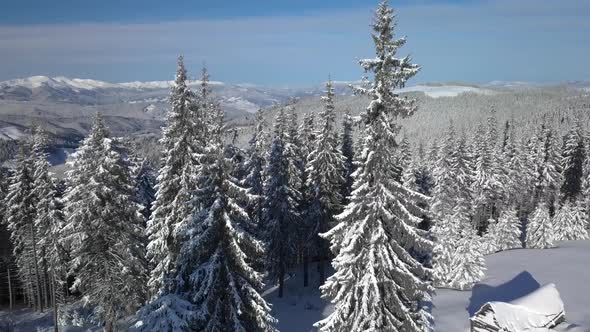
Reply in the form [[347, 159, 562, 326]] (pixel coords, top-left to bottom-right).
[[0, 75, 589, 145], [0, 75, 359, 141]]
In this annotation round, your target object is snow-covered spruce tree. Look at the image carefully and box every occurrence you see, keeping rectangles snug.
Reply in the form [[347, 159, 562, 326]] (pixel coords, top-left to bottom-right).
[[172, 102, 277, 332], [261, 107, 301, 298], [533, 124, 562, 215], [197, 66, 217, 128], [285, 107, 306, 208], [316, 2, 433, 331], [403, 142, 436, 232], [432, 203, 485, 290], [431, 124, 484, 288], [553, 201, 589, 242], [431, 123, 456, 217], [448, 209, 485, 290], [299, 111, 316, 161], [404, 142, 434, 195], [63, 114, 146, 331], [521, 135, 542, 214], [146, 56, 203, 298], [340, 109, 355, 204], [502, 128, 534, 215], [298, 110, 317, 287], [500, 120, 511, 152], [525, 204, 555, 249], [426, 140, 439, 175], [471, 110, 505, 234], [492, 208, 522, 251], [0, 166, 7, 219], [30, 126, 68, 313], [285, 107, 306, 264], [243, 110, 270, 243], [431, 213, 456, 288], [393, 132, 411, 182], [560, 119, 586, 203], [481, 218, 500, 255], [455, 132, 475, 202], [305, 79, 346, 285], [5, 143, 43, 311], [431, 122, 472, 218], [583, 147, 590, 226]]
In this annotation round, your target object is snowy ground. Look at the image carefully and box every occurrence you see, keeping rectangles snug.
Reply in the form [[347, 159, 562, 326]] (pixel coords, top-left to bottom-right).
[[263, 268, 332, 332], [266, 240, 590, 332], [433, 240, 590, 332], [1, 240, 589, 331]]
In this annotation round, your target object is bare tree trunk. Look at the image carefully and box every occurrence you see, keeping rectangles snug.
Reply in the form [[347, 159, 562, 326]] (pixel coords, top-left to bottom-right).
[[318, 258, 325, 286], [318, 216, 327, 286], [27, 264, 35, 309], [42, 268, 49, 311], [303, 248, 309, 287], [29, 222, 43, 312], [104, 307, 116, 332], [7, 264, 13, 312], [51, 272, 59, 332], [278, 267, 285, 298], [43, 256, 50, 310]]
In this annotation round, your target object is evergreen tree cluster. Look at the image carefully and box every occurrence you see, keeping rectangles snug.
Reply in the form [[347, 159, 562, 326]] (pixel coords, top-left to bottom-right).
[[2, 121, 154, 330], [409, 110, 590, 289]]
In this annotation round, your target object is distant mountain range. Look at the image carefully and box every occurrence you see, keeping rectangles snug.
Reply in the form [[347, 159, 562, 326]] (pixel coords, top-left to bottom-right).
[[0, 75, 358, 112], [0, 75, 341, 144], [0, 75, 588, 145]]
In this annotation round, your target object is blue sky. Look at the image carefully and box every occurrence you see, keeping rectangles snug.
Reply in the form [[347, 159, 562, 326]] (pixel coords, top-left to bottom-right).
[[0, 0, 589, 86]]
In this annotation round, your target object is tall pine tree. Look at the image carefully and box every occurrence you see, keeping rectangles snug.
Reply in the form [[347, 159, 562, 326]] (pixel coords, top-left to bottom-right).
[[305, 79, 345, 285], [146, 56, 204, 297], [243, 110, 269, 227], [471, 110, 505, 234], [533, 123, 562, 215], [261, 108, 301, 298], [340, 109, 355, 204], [525, 204, 555, 249], [64, 114, 147, 331], [166, 98, 278, 332], [317, 2, 433, 330], [31, 126, 67, 315], [5, 143, 43, 311], [560, 118, 586, 203]]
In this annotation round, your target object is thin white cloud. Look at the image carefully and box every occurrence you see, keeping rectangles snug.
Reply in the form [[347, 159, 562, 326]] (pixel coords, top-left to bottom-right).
[[0, 0, 588, 84]]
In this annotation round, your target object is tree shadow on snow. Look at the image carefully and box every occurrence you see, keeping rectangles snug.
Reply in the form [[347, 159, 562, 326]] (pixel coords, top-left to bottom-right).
[[466, 270, 540, 316]]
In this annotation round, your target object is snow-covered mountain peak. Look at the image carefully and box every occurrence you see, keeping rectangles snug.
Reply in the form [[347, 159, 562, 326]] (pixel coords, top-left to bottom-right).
[[0, 75, 122, 91], [119, 79, 224, 90], [0, 76, 225, 91]]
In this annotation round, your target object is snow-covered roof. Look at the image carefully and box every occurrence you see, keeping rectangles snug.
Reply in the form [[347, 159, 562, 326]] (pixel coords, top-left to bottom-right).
[[471, 283, 565, 332]]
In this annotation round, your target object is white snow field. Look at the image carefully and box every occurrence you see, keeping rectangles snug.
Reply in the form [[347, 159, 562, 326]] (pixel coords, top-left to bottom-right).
[[1, 240, 588, 331], [266, 240, 590, 332], [433, 239, 590, 332], [396, 84, 495, 98]]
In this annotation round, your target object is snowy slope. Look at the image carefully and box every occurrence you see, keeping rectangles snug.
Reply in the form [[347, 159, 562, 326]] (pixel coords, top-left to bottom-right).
[[397, 84, 495, 98], [119, 79, 224, 90], [0, 76, 123, 91], [433, 240, 590, 332], [0, 126, 26, 140], [0, 76, 224, 91]]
